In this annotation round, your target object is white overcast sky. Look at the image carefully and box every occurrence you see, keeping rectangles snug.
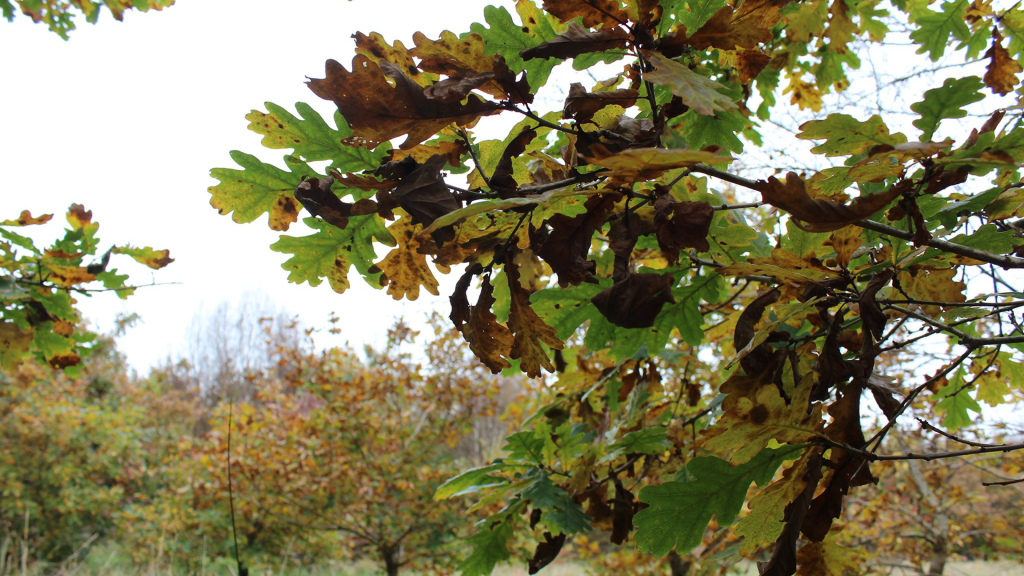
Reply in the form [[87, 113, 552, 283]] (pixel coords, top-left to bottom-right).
[[0, 0, 526, 371], [0, 0, 1014, 379]]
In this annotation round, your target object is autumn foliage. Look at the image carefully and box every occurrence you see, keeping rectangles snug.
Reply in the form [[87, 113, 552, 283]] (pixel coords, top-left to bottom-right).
[[205, 0, 1024, 573]]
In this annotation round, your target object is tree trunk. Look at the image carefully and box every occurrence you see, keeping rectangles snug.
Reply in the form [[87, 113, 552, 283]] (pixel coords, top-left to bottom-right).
[[667, 551, 692, 576], [381, 545, 401, 576], [927, 539, 948, 576]]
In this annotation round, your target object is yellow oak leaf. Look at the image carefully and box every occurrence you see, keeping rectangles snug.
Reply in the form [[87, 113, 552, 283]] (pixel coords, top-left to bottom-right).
[[375, 216, 440, 301]]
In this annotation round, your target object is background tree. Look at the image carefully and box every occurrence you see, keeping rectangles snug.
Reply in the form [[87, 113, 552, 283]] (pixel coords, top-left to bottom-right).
[[0, 0, 174, 39]]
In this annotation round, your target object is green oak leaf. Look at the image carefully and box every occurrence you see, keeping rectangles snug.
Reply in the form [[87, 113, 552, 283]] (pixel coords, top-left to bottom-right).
[[504, 431, 547, 463], [797, 114, 908, 156], [459, 519, 515, 576], [910, 76, 985, 141], [934, 369, 982, 431], [270, 215, 394, 294], [247, 102, 388, 172], [677, 109, 746, 153], [209, 152, 314, 231], [468, 4, 562, 90], [947, 224, 1023, 255], [610, 427, 671, 455], [634, 447, 800, 557], [679, 0, 728, 32], [520, 470, 591, 535], [435, 464, 508, 500], [909, 0, 970, 61], [642, 51, 736, 116]]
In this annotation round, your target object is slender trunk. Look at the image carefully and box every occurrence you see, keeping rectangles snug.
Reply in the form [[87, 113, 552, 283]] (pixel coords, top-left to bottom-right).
[[927, 538, 948, 576], [667, 551, 691, 576], [381, 545, 401, 576]]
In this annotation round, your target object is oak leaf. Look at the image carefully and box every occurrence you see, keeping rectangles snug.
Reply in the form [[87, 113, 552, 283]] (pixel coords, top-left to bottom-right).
[[562, 82, 639, 124], [459, 276, 514, 373], [541, 0, 629, 28], [374, 216, 440, 301], [521, 21, 629, 61], [294, 176, 379, 230], [757, 172, 903, 232], [591, 272, 676, 328], [582, 146, 732, 182], [308, 56, 500, 149], [506, 258, 563, 377], [641, 50, 737, 116], [654, 194, 714, 261], [984, 30, 1022, 95]]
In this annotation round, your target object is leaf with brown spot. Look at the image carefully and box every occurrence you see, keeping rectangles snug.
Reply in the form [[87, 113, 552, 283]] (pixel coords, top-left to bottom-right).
[[44, 263, 96, 286], [641, 50, 737, 116], [375, 216, 440, 301], [330, 169, 397, 192], [0, 322, 33, 369], [702, 374, 824, 464], [583, 145, 732, 183], [829, 226, 862, 269], [735, 448, 823, 555], [294, 176, 379, 230], [390, 139, 468, 167], [458, 275, 514, 373], [984, 29, 1022, 96], [411, 31, 532, 104], [112, 246, 175, 270], [506, 256, 563, 377], [654, 193, 713, 262], [897, 267, 966, 316], [659, 6, 774, 54], [308, 56, 501, 149], [534, 194, 619, 286], [1, 211, 53, 226], [591, 272, 675, 329], [562, 82, 638, 124], [718, 249, 836, 284], [353, 31, 435, 88], [729, 49, 771, 84], [66, 204, 97, 234], [758, 172, 904, 232], [521, 21, 629, 61], [796, 538, 865, 576], [542, 0, 629, 28]]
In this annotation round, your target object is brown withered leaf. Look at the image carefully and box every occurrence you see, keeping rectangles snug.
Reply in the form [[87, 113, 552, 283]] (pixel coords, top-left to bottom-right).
[[654, 193, 713, 262], [450, 263, 482, 327], [507, 256, 564, 378], [758, 172, 904, 232], [522, 21, 629, 61], [659, 7, 772, 55], [294, 176, 379, 230], [390, 156, 461, 229], [528, 532, 566, 575], [923, 166, 970, 195], [562, 82, 639, 124], [308, 56, 500, 149], [459, 275, 514, 373], [591, 272, 675, 328], [411, 31, 532, 104], [607, 216, 643, 282], [329, 169, 397, 192], [984, 30, 1022, 96], [610, 479, 636, 544], [374, 216, 440, 301], [759, 453, 823, 576], [535, 194, 619, 286], [424, 73, 500, 103], [491, 127, 538, 196], [802, 382, 875, 542], [731, 49, 771, 84], [542, 0, 629, 28], [734, 288, 782, 376]]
